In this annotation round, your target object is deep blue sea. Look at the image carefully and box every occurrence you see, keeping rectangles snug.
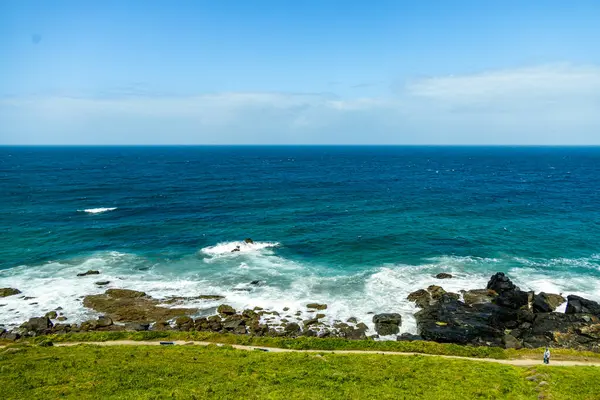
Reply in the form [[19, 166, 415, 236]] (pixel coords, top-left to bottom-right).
[[1, 146, 600, 332]]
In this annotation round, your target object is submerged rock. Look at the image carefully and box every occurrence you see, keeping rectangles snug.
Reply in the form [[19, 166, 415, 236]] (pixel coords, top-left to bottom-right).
[[95, 281, 110, 286], [373, 313, 402, 336], [0, 288, 21, 297], [435, 273, 453, 279], [77, 270, 100, 277], [244, 238, 254, 244], [306, 303, 327, 310]]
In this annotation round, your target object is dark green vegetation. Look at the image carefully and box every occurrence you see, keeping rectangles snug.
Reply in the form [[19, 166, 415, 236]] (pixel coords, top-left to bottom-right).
[[14, 331, 600, 362], [3, 344, 599, 400]]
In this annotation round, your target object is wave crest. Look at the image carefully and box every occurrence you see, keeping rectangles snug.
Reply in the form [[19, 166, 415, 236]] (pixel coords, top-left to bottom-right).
[[78, 207, 117, 214], [201, 241, 280, 256]]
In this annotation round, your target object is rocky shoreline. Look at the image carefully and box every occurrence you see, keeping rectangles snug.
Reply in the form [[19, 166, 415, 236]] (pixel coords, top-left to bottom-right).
[[1, 271, 599, 351]]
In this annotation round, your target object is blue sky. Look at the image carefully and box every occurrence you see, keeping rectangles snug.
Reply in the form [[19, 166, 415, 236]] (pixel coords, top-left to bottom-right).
[[1, 0, 600, 144]]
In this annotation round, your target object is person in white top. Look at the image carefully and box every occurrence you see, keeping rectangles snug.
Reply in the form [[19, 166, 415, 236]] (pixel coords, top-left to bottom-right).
[[543, 347, 550, 364]]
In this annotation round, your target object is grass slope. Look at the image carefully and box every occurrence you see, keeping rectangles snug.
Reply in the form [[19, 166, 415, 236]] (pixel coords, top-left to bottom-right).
[[14, 331, 600, 361], [1, 344, 599, 399]]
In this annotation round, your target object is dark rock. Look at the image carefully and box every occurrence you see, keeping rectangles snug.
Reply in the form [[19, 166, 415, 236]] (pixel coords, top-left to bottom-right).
[[397, 333, 423, 342], [244, 238, 254, 244], [316, 313, 326, 319], [20, 317, 53, 335], [223, 318, 245, 331], [486, 272, 518, 295], [175, 316, 194, 331], [461, 289, 497, 306], [495, 289, 529, 310], [347, 317, 358, 324], [303, 329, 317, 337], [435, 273, 453, 279], [151, 320, 172, 331], [3, 331, 21, 341], [232, 288, 252, 292], [407, 289, 432, 308], [0, 288, 21, 297], [415, 297, 515, 346], [303, 318, 319, 328], [51, 323, 72, 334], [283, 307, 290, 311], [503, 334, 522, 349], [77, 270, 100, 277], [217, 304, 236, 316], [356, 322, 368, 331], [373, 313, 402, 336], [283, 322, 301, 336], [57, 316, 67, 321], [242, 309, 259, 321], [95, 281, 110, 286], [231, 247, 241, 253], [55, 307, 63, 310], [250, 280, 261, 285], [23, 297, 35, 300], [565, 295, 600, 316], [306, 303, 327, 310], [162, 294, 225, 304], [45, 311, 58, 319], [124, 322, 150, 331], [80, 316, 113, 331], [105, 289, 146, 298], [533, 293, 566, 313]]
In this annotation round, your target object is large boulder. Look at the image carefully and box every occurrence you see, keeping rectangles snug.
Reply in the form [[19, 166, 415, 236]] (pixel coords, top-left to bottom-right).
[[565, 295, 600, 316], [486, 272, 517, 295], [518, 312, 600, 350], [427, 285, 447, 301], [83, 289, 196, 322], [217, 304, 236, 316], [20, 316, 53, 335], [372, 313, 402, 336], [0, 288, 21, 297], [415, 295, 518, 346], [494, 290, 530, 310], [532, 293, 566, 313]]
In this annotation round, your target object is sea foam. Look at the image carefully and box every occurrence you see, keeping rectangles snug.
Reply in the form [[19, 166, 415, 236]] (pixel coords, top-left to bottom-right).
[[78, 207, 117, 214]]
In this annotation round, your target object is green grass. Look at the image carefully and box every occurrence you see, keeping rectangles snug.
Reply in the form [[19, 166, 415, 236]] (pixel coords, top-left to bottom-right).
[[0, 344, 547, 400], [14, 331, 600, 361]]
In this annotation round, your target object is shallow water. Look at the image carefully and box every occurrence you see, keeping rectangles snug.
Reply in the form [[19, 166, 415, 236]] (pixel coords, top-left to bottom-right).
[[1, 146, 599, 332]]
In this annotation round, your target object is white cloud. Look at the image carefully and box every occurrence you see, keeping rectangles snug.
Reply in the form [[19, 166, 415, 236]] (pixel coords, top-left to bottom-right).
[[1, 64, 600, 144]]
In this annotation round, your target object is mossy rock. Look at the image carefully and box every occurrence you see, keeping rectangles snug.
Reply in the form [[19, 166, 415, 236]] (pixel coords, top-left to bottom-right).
[[306, 303, 327, 310], [217, 304, 236, 316], [0, 288, 21, 297]]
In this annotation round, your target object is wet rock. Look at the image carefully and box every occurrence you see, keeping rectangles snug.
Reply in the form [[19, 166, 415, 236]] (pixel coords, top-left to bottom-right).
[[23, 297, 35, 300], [347, 317, 358, 324], [316, 313, 326, 319], [20, 317, 53, 336], [45, 311, 58, 319], [217, 304, 236, 316], [283, 307, 290, 311], [232, 288, 252, 292], [283, 322, 301, 336], [77, 270, 100, 277], [0, 288, 21, 297], [83, 289, 196, 322], [397, 333, 423, 341], [306, 303, 327, 310], [356, 322, 369, 332], [435, 273, 453, 279], [407, 289, 432, 308], [533, 293, 566, 313], [461, 289, 497, 306], [244, 238, 254, 244], [162, 294, 225, 304], [565, 295, 600, 316], [427, 285, 447, 301], [223, 318, 245, 331], [231, 247, 241, 253], [303, 318, 319, 328], [242, 309, 259, 321], [175, 316, 194, 331], [57, 316, 67, 322], [95, 281, 110, 286], [487, 272, 517, 295], [373, 313, 402, 336]]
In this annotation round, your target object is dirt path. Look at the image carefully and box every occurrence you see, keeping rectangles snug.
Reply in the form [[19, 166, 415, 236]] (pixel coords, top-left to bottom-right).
[[48, 340, 600, 367]]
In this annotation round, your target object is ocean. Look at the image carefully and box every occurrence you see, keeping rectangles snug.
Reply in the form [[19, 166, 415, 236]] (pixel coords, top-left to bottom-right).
[[1, 146, 600, 333]]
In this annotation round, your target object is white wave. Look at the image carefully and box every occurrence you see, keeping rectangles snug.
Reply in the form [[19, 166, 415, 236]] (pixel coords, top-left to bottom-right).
[[78, 207, 117, 214], [201, 241, 280, 256], [2, 251, 600, 339]]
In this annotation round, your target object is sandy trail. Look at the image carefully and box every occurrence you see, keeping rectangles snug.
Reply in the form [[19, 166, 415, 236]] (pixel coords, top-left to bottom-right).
[[43, 340, 600, 367]]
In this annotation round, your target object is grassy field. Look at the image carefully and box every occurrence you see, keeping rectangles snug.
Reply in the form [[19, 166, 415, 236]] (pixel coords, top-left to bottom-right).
[[10, 330, 600, 362], [1, 344, 599, 399]]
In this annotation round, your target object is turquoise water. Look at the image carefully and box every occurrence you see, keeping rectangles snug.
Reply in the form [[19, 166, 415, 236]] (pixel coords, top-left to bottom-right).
[[1, 146, 599, 332]]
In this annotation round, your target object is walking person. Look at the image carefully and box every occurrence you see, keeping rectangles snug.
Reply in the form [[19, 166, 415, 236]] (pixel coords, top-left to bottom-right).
[[543, 347, 550, 365]]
